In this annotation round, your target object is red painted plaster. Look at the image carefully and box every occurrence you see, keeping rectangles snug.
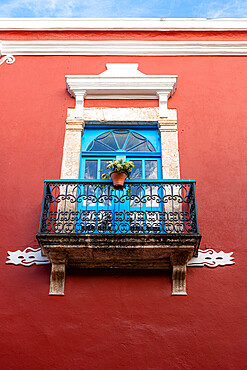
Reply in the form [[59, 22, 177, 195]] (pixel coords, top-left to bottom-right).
[[1, 50, 246, 369], [84, 99, 158, 107], [1, 30, 247, 41]]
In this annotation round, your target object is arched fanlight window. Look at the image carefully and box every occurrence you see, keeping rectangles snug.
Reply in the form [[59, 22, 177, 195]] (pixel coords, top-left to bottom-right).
[[87, 130, 156, 152]]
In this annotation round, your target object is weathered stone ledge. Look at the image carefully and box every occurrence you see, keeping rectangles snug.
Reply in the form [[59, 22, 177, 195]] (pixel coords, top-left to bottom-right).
[[36, 233, 201, 296]]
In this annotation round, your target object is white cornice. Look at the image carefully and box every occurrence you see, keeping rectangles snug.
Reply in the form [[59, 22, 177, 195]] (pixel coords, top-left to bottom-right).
[[66, 63, 177, 98], [65, 64, 177, 118], [1, 40, 247, 56], [0, 18, 247, 31]]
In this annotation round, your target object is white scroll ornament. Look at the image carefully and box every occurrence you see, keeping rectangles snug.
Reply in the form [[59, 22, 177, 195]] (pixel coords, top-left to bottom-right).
[[6, 247, 234, 268], [6, 247, 49, 266], [187, 249, 235, 268], [0, 55, 15, 66]]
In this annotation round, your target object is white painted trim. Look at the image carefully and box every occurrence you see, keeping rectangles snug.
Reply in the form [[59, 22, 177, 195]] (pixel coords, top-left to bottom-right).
[[65, 64, 177, 116], [2, 40, 247, 56], [66, 76, 177, 96], [0, 18, 247, 31], [86, 94, 157, 99]]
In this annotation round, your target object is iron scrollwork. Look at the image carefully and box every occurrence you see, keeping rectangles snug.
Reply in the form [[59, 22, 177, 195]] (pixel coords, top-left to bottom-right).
[[39, 180, 199, 235]]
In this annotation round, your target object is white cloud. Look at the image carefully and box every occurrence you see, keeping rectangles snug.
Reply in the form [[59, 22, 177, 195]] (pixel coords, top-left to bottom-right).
[[0, 0, 175, 18], [0, 0, 85, 17], [194, 0, 247, 18], [1, 0, 245, 18]]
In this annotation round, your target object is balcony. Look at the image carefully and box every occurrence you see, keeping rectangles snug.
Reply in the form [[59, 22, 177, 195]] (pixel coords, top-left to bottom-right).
[[36, 179, 201, 296]]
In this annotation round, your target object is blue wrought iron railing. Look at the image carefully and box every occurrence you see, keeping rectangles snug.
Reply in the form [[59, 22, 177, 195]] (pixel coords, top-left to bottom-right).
[[38, 179, 199, 235]]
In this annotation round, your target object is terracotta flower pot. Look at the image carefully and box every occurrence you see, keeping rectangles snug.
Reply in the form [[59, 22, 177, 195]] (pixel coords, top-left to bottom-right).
[[110, 171, 128, 190]]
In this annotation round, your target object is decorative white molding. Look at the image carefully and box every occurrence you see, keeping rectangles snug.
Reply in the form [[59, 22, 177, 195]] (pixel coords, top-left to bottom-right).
[[6, 247, 50, 266], [1, 40, 247, 56], [187, 249, 235, 267], [0, 54, 15, 66], [86, 94, 157, 100], [75, 90, 86, 117], [66, 64, 177, 116], [0, 18, 247, 31], [6, 247, 234, 268], [157, 92, 168, 118], [101, 63, 144, 76]]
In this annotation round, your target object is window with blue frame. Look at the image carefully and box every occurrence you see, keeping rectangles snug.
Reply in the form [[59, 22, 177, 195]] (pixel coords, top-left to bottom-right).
[[76, 124, 164, 233], [80, 125, 162, 181]]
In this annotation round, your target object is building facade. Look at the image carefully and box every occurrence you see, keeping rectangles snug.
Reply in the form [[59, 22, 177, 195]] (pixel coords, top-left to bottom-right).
[[1, 18, 246, 369]]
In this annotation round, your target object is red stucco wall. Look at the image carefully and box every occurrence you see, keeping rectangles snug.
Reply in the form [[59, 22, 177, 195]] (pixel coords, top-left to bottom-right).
[[1, 31, 246, 370]]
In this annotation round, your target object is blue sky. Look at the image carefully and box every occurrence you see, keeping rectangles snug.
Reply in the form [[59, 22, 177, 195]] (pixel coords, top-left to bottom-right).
[[0, 0, 246, 18]]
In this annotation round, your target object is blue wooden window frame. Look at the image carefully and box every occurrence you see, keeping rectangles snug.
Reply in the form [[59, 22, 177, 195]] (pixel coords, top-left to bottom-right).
[[80, 126, 162, 180]]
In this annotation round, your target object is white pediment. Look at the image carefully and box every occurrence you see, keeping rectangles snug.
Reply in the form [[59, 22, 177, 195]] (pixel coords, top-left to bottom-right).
[[65, 64, 177, 118], [99, 63, 145, 77]]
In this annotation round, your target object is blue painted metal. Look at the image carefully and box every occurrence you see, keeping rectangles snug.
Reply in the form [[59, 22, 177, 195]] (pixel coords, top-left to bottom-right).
[[44, 179, 197, 184], [81, 127, 161, 154]]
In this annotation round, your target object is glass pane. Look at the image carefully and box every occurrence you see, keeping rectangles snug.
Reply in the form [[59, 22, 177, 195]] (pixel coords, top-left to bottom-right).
[[128, 142, 151, 152], [113, 130, 129, 149], [100, 160, 113, 176], [125, 133, 144, 151], [147, 141, 155, 152], [90, 141, 114, 151], [130, 160, 142, 179], [145, 160, 158, 179], [88, 141, 94, 151], [130, 184, 142, 208], [99, 132, 118, 150], [100, 160, 113, 207], [84, 160, 97, 179], [132, 132, 144, 139], [97, 131, 110, 139], [83, 160, 97, 207]]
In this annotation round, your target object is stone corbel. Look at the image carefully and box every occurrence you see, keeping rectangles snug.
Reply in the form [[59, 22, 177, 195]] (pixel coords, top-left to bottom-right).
[[170, 251, 192, 296], [49, 252, 68, 296]]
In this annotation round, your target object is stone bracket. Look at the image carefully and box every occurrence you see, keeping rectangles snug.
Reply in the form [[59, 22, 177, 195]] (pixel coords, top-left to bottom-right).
[[49, 253, 68, 296], [37, 234, 201, 296], [170, 251, 191, 295]]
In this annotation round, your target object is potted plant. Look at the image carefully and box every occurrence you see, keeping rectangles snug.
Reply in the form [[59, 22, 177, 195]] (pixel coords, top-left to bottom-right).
[[101, 158, 134, 190]]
